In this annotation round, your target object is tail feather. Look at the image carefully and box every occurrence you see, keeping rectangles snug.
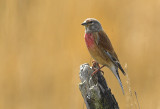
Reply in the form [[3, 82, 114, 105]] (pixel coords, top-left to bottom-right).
[[110, 66, 125, 94], [116, 71, 125, 95], [117, 63, 126, 76]]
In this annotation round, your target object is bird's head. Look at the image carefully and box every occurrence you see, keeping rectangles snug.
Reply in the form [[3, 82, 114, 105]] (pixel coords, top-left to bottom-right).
[[81, 18, 102, 33]]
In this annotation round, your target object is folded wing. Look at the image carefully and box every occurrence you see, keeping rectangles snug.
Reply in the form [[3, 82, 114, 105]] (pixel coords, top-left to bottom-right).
[[95, 31, 126, 75]]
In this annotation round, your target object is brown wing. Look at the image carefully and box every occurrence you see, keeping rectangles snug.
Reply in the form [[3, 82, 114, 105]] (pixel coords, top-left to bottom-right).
[[96, 30, 119, 60], [95, 30, 126, 75]]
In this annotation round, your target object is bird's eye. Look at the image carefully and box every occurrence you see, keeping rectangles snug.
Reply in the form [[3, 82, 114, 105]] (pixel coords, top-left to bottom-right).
[[90, 21, 93, 24]]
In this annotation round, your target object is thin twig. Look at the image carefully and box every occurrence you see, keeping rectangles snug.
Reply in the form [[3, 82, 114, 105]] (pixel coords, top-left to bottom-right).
[[134, 91, 140, 109]]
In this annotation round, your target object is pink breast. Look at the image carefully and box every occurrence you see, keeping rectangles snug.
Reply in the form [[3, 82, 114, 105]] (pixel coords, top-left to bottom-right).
[[85, 33, 95, 48]]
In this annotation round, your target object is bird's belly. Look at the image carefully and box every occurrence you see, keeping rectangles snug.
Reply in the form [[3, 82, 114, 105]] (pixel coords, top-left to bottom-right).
[[88, 45, 110, 66], [85, 33, 111, 66]]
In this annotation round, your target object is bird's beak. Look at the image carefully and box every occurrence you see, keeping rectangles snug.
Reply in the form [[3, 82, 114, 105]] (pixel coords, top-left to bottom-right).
[[81, 22, 87, 26]]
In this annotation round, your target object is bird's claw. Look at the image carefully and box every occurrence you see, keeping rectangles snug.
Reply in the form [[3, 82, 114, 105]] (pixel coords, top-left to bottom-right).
[[92, 61, 100, 69], [91, 61, 105, 76]]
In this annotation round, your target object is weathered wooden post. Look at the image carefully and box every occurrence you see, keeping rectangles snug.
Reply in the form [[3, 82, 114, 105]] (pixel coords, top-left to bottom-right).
[[79, 63, 119, 109]]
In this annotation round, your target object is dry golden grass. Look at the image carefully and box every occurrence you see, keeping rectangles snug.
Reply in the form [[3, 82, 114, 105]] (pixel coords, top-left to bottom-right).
[[0, 0, 160, 109]]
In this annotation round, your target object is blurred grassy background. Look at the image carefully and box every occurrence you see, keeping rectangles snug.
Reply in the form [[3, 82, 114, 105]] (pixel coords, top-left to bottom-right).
[[0, 0, 160, 109]]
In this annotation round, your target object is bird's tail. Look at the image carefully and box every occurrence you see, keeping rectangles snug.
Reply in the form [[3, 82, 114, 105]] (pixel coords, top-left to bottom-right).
[[117, 63, 126, 76], [116, 72, 125, 95], [112, 68, 125, 95]]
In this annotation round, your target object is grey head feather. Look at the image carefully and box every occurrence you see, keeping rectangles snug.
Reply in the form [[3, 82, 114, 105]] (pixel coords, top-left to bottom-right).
[[82, 18, 103, 33]]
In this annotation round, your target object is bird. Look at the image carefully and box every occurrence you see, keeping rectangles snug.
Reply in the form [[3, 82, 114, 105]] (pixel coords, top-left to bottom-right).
[[81, 18, 126, 94]]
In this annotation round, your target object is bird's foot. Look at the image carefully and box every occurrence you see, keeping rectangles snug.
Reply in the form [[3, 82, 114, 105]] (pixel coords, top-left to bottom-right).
[[91, 69, 99, 76], [101, 70, 104, 75], [91, 65, 105, 76], [92, 61, 100, 69]]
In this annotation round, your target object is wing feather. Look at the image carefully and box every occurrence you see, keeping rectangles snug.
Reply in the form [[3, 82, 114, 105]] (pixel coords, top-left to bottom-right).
[[95, 31, 126, 75], [96, 31, 118, 60]]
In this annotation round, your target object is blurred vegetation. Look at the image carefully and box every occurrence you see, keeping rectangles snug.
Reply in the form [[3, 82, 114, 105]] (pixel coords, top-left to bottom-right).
[[0, 0, 160, 109]]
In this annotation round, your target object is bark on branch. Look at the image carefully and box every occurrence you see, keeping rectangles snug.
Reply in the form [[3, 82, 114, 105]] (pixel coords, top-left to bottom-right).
[[79, 63, 119, 109]]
